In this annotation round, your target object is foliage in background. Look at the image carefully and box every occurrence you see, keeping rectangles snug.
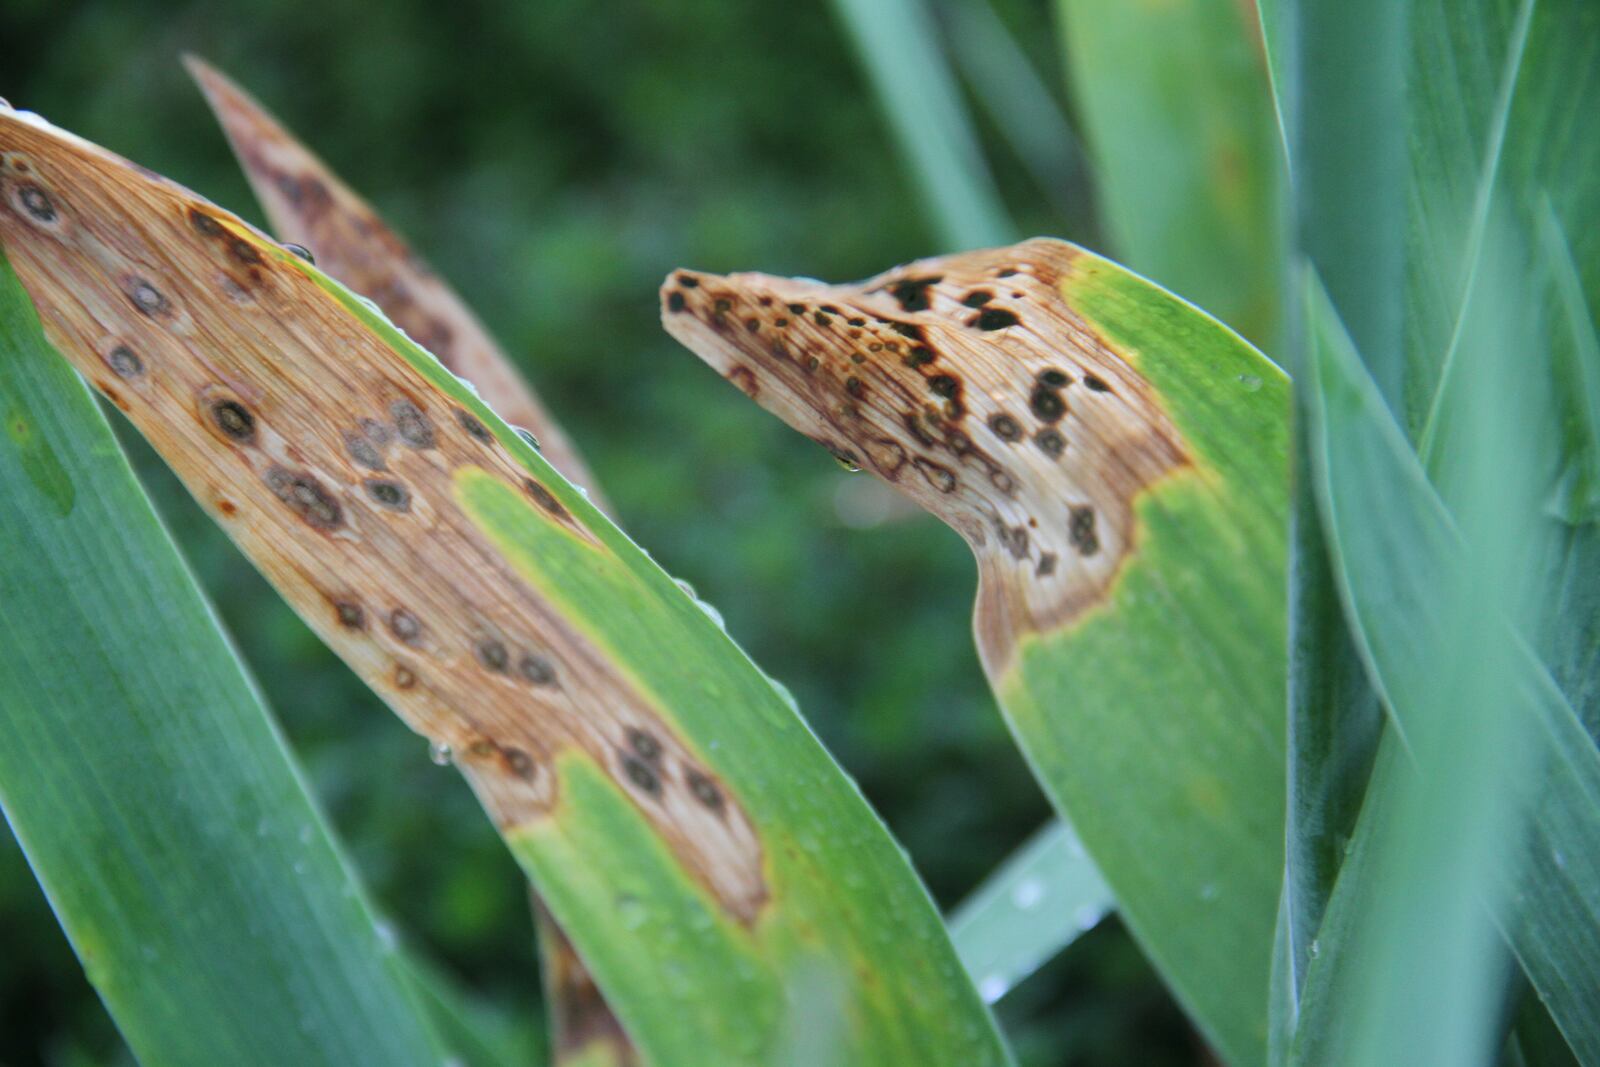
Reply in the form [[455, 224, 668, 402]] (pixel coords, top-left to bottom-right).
[[2, 0, 1597, 1064]]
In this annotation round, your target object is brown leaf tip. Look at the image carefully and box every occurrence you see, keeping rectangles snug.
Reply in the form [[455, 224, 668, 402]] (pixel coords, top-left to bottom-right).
[[660, 238, 1192, 669]]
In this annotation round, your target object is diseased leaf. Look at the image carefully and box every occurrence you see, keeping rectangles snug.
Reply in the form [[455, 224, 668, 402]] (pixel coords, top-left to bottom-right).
[[0, 108, 1008, 1067], [185, 57, 608, 513], [186, 59, 630, 1064], [0, 246, 446, 1067], [663, 238, 1288, 1066]]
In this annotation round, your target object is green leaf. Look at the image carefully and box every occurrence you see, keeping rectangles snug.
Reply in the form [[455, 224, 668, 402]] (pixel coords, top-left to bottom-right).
[[1055, 0, 1284, 345], [0, 247, 445, 1066], [663, 240, 1289, 1067], [828, 0, 1015, 250], [940, 0, 1083, 225], [1537, 200, 1600, 526], [1296, 272, 1600, 1063], [0, 109, 1009, 1067], [948, 819, 1112, 1004]]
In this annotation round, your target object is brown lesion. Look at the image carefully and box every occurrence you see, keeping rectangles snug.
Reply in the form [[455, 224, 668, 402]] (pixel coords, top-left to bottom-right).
[[660, 239, 1191, 674], [535, 895, 642, 1067], [0, 108, 766, 927], [183, 56, 612, 514]]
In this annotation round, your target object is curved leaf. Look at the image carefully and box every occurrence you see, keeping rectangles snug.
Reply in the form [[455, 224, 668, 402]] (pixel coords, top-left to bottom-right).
[[662, 238, 1288, 1065], [0, 248, 445, 1067], [0, 109, 1008, 1067]]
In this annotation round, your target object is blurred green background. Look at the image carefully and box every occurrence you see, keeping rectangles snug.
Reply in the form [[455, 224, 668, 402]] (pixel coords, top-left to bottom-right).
[[0, 1, 1201, 1063]]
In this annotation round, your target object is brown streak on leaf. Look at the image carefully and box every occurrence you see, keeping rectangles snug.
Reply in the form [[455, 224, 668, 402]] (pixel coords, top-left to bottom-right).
[[535, 894, 642, 1067], [184, 56, 611, 514], [0, 109, 764, 925], [661, 241, 1192, 675]]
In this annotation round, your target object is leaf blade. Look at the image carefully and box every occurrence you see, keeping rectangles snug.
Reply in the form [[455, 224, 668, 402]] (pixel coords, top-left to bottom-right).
[[0, 108, 1008, 1067], [0, 246, 445, 1067]]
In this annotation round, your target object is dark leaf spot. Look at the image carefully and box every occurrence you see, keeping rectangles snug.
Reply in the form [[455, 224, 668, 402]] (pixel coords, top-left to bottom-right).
[[264, 466, 342, 529], [667, 290, 687, 312], [1035, 429, 1066, 457], [105, 345, 143, 378], [687, 769, 724, 811], [345, 431, 386, 471], [628, 728, 663, 763], [125, 278, 169, 317], [1039, 368, 1072, 388], [390, 399, 435, 449], [210, 399, 256, 443], [394, 665, 417, 689], [889, 276, 941, 312], [476, 638, 510, 673], [504, 747, 536, 779], [523, 478, 568, 519], [973, 308, 1020, 331], [335, 601, 366, 629], [621, 753, 662, 795], [962, 290, 994, 308], [1037, 552, 1059, 576], [1084, 374, 1112, 393], [1069, 506, 1100, 555], [360, 417, 393, 446], [519, 654, 557, 686], [904, 347, 935, 367], [913, 457, 957, 493], [677, 274, 700, 288], [455, 408, 493, 444], [388, 608, 423, 645], [188, 209, 222, 236], [17, 184, 56, 222], [1030, 386, 1066, 423], [928, 374, 960, 399], [988, 413, 1023, 441], [363, 478, 410, 510], [229, 239, 262, 266]]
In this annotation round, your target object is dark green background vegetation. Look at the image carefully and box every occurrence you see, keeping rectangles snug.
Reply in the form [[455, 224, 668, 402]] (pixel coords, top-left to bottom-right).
[[0, 1, 1195, 1062]]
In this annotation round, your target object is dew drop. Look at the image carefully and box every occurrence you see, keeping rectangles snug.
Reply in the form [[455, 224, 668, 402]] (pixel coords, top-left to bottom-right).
[[283, 243, 316, 264], [978, 975, 1007, 1003], [1238, 373, 1263, 392], [512, 426, 541, 450], [1010, 877, 1045, 911], [1309, 939, 1321, 959], [616, 894, 647, 930], [428, 739, 453, 766], [1073, 903, 1105, 931]]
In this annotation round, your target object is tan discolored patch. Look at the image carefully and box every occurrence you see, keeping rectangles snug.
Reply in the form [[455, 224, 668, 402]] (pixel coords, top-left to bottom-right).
[[660, 239, 1191, 673], [535, 894, 642, 1067], [0, 108, 763, 923], [184, 57, 610, 514]]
